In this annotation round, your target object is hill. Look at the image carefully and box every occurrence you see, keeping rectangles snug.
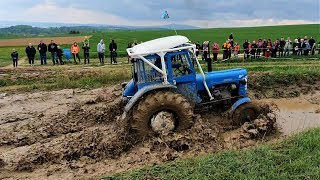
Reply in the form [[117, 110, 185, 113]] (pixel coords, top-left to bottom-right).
[[0, 23, 198, 36]]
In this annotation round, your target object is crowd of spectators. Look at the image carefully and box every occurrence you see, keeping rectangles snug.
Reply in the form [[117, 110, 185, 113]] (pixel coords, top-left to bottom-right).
[[10, 34, 319, 67], [11, 37, 118, 67], [194, 34, 319, 62]]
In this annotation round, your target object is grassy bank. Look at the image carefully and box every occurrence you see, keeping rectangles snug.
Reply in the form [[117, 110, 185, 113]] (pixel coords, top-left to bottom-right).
[[110, 128, 320, 179], [0, 58, 319, 92]]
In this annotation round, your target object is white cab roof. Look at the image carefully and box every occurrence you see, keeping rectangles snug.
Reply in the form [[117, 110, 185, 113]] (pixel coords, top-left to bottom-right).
[[129, 35, 190, 55]]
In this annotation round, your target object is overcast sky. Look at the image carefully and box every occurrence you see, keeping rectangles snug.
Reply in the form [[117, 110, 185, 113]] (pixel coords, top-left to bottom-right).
[[0, 0, 319, 28]]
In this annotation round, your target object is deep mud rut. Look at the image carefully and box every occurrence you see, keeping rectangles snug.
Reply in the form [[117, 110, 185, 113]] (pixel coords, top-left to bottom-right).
[[0, 87, 318, 179]]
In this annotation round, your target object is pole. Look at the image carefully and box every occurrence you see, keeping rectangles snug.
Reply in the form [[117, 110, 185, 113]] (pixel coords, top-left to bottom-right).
[[171, 21, 178, 35]]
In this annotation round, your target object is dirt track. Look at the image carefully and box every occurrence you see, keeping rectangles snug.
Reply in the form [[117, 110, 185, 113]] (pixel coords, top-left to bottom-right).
[[0, 36, 91, 47], [0, 85, 282, 179]]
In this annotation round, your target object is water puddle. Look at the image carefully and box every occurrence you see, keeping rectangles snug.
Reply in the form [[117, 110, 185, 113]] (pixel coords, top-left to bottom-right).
[[264, 98, 320, 135]]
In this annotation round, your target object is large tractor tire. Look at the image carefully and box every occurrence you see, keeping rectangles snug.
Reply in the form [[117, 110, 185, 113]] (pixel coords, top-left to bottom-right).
[[131, 91, 194, 138], [232, 102, 261, 126]]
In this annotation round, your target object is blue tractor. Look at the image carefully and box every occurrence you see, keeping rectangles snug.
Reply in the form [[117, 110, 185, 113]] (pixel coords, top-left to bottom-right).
[[122, 35, 260, 137]]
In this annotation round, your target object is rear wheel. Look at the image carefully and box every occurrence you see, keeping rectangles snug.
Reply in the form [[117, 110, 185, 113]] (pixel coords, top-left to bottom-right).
[[232, 102, 261, 126], [131, 91, 194, 138]]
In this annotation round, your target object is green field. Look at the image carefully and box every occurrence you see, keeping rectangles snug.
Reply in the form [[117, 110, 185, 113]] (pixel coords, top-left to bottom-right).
[[0, 57, 319, 93], [110, 128, 320, 179], [0, 24, 319, 67]]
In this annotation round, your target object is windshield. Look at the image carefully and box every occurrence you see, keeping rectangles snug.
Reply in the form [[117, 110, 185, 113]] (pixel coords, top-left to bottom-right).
[[134, 58, 163, 84]]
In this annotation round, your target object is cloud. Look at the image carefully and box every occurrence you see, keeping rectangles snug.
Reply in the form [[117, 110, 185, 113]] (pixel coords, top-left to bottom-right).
[[183, 19, 319, 28], [0, 0, 318, 28], [23, 0, 167, 26]]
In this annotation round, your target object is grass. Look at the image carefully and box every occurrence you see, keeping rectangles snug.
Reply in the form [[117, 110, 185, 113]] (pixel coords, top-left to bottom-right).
[[109, 128, 320, 179], [0, 58, 319, 92], [0, 24, 319, 66]]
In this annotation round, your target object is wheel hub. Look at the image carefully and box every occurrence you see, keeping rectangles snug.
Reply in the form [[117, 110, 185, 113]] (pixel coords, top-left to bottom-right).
[[150, 111, 175, 134]]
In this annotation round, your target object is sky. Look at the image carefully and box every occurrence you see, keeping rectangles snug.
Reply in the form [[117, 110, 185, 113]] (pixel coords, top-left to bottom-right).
[[0, 0, 319, 28]]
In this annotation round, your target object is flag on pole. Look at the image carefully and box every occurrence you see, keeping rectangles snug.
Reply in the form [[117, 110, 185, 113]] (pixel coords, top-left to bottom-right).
[[162, 11, 170, 20]]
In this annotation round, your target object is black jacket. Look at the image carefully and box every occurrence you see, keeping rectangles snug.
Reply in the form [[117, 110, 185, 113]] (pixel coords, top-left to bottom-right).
[[109, 42, 117, 52], [48, 43, 58, 53], [57, 49, 63, 57], [26, 46, 37, 57], [309, 38, 316, 47], [279, 40, 286, 48], [243, 42, 249, 50], [38, 43, 47, 54], [11, 52, 18, 60], [82, 45, 90, 54]]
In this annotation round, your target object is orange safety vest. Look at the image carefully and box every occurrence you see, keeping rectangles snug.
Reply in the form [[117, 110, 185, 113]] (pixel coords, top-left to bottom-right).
[[71, 45, 80, 54]]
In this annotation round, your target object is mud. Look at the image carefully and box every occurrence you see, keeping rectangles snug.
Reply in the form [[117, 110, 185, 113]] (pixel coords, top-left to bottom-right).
[[262, 92, 320, 135], [0, 86, 279, 179]]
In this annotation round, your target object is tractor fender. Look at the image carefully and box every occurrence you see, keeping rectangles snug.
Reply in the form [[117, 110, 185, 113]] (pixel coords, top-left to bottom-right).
[[231, 97, 251, 111], [124, 84, 177, 113]]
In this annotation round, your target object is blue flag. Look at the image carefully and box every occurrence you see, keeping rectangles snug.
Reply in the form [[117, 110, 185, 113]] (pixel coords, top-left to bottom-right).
[[162, 11, 170, 20]]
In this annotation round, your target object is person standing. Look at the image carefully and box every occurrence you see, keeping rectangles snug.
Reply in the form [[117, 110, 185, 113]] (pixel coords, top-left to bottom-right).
[[284, 38, 292, 56], [56, 46, 64, 65], [279, 37, 286, 57], [202, 41, 209, 60], [304, 40, 310, 56], [223, 40, 231, 60], [195, 42, 201, 57], [38, 40, 47, 65], [229, 33, 234, 48], [82, 42, 90, 64], [256, 39, 263, 58], [26, 43, 36, 66], [11, 49, 18, 68], [262, 39, 267, 57], [71, 42, 81, 63], [271, 40, 279, 58], [48, 40, 58, 65], [293, 39, 299, 56], [233, 42, 240, 60], [251, 41, 258, 60], [265, 39, 272, 58], [243, 40, 249, 59], [309, 37, 316, 55], [127, 43, 132, 63], [97, 39, 106, 65], [109, 39, 118, 64], [212, 42, 220, 62], [299, 39, 306, 56]]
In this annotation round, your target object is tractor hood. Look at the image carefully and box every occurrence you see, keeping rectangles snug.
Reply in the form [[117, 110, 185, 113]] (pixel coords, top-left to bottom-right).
[[196, 68, 247, 91]]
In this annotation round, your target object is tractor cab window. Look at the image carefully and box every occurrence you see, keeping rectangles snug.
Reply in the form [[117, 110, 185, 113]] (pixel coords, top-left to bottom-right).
[[171, 53, 192, 77], [134, 57, 163, 84]]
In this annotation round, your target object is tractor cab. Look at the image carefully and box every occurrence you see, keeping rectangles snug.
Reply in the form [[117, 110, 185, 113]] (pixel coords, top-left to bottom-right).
[[123, 36, 202, 104]]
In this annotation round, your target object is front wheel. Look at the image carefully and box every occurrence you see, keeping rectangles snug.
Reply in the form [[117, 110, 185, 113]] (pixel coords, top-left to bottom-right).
[[131, 91, 194, 138], [232, 102, 261, 126]]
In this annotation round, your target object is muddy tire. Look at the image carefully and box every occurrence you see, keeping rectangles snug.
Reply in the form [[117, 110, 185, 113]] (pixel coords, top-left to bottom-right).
[[232, 102, 261, 126], [131, 91, 194, 138]]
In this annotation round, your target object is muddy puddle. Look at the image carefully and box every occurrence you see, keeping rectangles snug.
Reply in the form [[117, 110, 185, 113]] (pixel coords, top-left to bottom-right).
[[0, 86, 317, 179], [263, 92, 320, 135]]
